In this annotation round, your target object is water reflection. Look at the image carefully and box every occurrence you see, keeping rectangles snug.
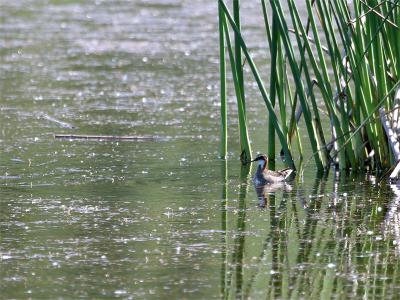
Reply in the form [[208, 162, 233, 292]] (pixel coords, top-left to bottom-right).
[[255, 183, 292, 208], [220, 164, 252, 299], [387, 184, 400, 256], [2, 0, 400, 298], [220, 160, 228, 298], [220, 170, 400, 299]]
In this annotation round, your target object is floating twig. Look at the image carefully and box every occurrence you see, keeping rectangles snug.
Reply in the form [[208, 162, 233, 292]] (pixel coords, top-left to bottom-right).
[[0, 175, 21, 180], [55, 134, 156, 141]]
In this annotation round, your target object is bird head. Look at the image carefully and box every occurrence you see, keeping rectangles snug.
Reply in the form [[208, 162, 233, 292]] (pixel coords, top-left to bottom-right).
[[251, 154, 268, 170]]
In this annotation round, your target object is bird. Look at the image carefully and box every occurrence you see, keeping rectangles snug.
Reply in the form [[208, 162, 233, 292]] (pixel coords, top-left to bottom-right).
[[251, 154, 295, 186]]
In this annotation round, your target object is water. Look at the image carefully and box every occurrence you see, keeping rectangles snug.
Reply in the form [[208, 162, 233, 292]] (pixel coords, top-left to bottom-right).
[[1, 1, 400, 299]]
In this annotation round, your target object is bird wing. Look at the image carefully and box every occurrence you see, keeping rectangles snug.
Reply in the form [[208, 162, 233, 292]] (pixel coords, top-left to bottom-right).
[[278, 168, 294, 179]]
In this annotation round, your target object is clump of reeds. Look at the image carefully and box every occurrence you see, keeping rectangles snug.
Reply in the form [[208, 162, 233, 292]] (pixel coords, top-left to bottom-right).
[[219, 0, 400, 174]]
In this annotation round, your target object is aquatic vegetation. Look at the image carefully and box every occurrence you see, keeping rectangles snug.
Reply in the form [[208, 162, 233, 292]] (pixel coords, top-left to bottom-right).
[[219, 0, 252, 163], [219, 0, 400, 173]]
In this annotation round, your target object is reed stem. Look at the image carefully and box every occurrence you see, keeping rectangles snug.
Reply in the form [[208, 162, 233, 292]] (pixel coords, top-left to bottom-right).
[[219, 3, 227, 159]]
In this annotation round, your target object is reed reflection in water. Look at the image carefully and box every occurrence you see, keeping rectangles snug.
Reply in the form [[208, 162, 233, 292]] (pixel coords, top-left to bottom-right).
[[220, 166, 400, 299]]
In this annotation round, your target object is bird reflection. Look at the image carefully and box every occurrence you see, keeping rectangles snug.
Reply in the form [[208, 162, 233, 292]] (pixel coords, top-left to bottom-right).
[[248, 154, 295, 207], [255, 182, 292, 208]]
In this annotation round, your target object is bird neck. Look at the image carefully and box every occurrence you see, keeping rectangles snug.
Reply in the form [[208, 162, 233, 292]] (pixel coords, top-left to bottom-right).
[[258, 159, 267, 171]]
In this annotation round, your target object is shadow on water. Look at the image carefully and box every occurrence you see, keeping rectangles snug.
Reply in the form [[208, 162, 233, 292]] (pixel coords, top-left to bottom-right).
[[220, 168, 400, 299]]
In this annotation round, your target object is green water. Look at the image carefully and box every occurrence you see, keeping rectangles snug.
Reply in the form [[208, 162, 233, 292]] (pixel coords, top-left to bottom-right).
[[1, 1, 400, 299]]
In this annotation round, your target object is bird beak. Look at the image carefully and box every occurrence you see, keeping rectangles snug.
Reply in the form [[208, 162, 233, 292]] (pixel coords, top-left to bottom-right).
[[243, 158, 255, 165]]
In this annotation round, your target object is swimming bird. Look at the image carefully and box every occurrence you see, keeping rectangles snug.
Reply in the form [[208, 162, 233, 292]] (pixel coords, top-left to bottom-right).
[[251, 154, 294, 185]]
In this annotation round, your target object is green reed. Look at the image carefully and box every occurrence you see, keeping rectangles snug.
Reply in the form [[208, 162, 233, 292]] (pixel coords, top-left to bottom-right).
[[219, 3, 227, 159], [219, 0, 400, 172], [219, 1, 252, 163]]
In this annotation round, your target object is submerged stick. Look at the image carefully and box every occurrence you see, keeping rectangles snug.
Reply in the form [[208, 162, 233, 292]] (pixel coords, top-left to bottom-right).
[[55, 134, 156, 141]]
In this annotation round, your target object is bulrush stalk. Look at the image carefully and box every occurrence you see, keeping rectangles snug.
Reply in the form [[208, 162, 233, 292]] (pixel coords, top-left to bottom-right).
[[219, 0, 295, 169], [219, 3, 227, 159], [222, 13, 252, 164], [219, 0, 400, 174]]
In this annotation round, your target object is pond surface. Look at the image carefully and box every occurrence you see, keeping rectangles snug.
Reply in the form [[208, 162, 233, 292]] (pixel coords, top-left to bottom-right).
[[1, 0, 400, 299]]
